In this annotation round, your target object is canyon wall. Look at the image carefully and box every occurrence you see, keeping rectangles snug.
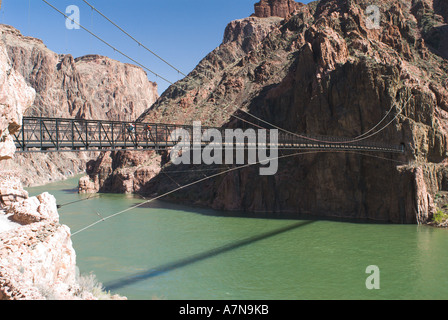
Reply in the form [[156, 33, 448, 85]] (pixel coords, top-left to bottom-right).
[[0, 40, 69, 299], [0, 26, 123, 300], [0, 24, 159, 186], [0, 24, 158, 121], [84, 0, 448, 224], [0, 39, 35, 160], [138, 14, 285, 126]]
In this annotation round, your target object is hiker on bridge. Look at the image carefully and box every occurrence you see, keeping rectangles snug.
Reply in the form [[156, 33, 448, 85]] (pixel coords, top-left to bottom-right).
[[127, 123, 136, 140], [144, 124, 152, 140]]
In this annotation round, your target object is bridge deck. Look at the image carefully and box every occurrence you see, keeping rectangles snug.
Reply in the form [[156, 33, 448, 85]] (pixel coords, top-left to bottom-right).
[[14, 117, 405, 154]]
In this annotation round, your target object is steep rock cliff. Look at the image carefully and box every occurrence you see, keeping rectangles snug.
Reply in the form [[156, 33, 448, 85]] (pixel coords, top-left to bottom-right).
[[0, 24, 159, 186], [0, 26, 123, 300], [253, 0, 303, 18], [138, 14, 285, 126], [0, 24, 158, 120], [78, 150, 163, 194], [84, 0, 448, 224], [0, 42, 75, 299], [0, 41, 35, 160]]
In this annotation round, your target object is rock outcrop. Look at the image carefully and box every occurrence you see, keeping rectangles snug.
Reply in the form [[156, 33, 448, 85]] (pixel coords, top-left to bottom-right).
[[0, 24, 158, 120], [0, 220, 78, 300], [223, 16, 284, 54], [79, 150, 163, 194], [86, 0, 448, 225], [0, 172, 28, 208], [0, 192, 118, 300], [253, 0, 303, 18], [0, 40, 35, 160]]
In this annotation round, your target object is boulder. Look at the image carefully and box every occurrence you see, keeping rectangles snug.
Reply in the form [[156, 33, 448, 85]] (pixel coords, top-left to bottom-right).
[[7, 192, 59, 225]]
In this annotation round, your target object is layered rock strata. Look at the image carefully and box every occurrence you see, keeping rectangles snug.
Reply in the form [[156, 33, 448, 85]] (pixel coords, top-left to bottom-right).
[[1, 23, 159, 186], [0, 24, 158, 120], [85, 0, 448, 225], [253, 0, 302, 18], [79, 150, 163, 194]]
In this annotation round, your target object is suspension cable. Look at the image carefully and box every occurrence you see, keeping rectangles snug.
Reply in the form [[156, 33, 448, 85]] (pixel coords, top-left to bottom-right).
[[41, 0, 173, 84], [80, 0, 187, 77], [42, 0, 407, 149], [236, 94, 412, 145], [57, 194, 100, 209], [71, 150, 321, 236], [71, 149, 407, 237]]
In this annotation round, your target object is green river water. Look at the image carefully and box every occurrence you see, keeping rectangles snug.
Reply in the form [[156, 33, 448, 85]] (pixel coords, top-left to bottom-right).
[[27, 176, 448, 300]]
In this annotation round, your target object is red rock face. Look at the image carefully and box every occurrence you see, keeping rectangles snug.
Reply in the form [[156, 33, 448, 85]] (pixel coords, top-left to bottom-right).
[[253, 0, 302, 18], [87, 0, 448, 225], [0, 23, 159, 187], [0, 24, 158, 121], [78, 150, 163, 194]]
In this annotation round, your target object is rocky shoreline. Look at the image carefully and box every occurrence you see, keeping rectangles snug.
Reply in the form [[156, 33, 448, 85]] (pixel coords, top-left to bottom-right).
[[0, 32, 124, 299], [0, 187, 126, 300]]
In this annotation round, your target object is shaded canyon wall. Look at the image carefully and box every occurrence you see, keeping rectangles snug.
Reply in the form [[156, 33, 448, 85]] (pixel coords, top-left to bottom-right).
[[82, 0, 448, 224]]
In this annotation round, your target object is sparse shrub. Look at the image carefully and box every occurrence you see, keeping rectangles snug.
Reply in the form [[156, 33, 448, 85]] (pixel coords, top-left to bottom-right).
[[76, 272, 117, 300], [433, 209, 448, 224], [36, 284, 57, 300]]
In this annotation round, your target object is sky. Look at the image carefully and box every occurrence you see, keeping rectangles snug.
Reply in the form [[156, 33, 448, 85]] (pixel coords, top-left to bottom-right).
[[0, 0, 312, 94]]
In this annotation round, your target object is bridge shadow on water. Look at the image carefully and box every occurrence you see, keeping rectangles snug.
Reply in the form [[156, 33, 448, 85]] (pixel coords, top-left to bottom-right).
[[103, 220, 316, 292]]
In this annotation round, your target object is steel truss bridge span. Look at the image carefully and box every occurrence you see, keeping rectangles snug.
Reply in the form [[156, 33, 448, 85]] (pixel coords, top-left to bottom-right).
[[13, 117, 405, 154]]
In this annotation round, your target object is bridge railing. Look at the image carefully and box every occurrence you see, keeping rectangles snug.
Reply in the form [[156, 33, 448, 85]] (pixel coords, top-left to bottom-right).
[[14, 117, 404, 153], [277, 132, 403, 152], [14, 117, 204, 151]]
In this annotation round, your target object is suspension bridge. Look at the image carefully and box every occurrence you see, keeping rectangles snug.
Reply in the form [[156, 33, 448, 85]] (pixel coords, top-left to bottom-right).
[[13, 116, 405, 154], [14, 1, 406, 156], [4, 0, 409, 244]]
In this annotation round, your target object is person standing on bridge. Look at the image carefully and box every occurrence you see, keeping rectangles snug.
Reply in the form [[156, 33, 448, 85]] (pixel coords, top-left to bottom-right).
[[127, 123, 136, 141], [144, 124, 152, 140]]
